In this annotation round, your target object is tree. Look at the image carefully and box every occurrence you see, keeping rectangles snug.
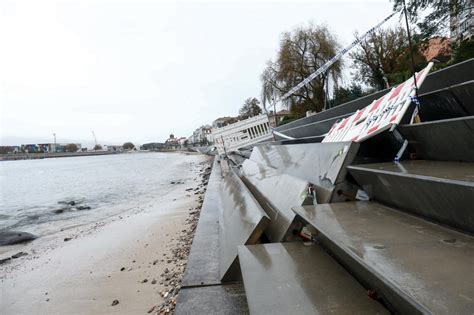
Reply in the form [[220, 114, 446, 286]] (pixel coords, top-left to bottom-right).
[[261, 23, 342, 116], [0, 146, 13, 154], [331, 83, 364, 107], [392, 0, 467, 41], [239, 97, 262, 119], [94, 144, 102, 151], [350, 26, 425, 90], [451, 40, 474, 64], [66, 143, 78, 152], [123, 142, 135, 150]]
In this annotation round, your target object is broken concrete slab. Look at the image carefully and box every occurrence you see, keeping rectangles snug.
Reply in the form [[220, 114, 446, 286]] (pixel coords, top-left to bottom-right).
[[239, 242, 388, 315], [219, 168, 270, 282]]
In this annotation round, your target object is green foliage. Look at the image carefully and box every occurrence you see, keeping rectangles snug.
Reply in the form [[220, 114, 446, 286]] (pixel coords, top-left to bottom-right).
[[392, 0, 466, 40], [351, 26, 426, 90], [0, 146, 13, 154], [278, 115, 298, 126], [331, 84, 364, 107], [123, 142, 135, 150], [261, 23, 342, 116], [66, 143, 78, 152], [451, 40, 474, 64], [239, 97, 262, 119]]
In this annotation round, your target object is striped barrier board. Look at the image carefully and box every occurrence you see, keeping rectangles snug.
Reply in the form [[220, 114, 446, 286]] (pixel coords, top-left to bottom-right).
[[323, 62, 433, 143]]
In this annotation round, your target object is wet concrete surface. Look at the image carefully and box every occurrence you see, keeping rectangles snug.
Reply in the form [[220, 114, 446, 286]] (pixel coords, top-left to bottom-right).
[[181, 158, 222, 287], [293, 201, 474, 314], [250, 142, 359, 203], [177, 158, 249, 314], [349, 160, 474, 182], [418, 80, 474, 121], [239, 242, 388, 315], [240, 159, 310, 242], [348, 160, 474, 233], [418, 58, 473, 93], [175, 283, 248, 315], [219, 167, 270, 282], [274, 59, 473, 141], [399, 116, 474, 162]]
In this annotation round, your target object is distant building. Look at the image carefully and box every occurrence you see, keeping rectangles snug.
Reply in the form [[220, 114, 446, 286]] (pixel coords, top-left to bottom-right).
[[191, 125, 213, 145], [212, 117, 238, 129], [21, 143, 81, 153], [178, 137, 188, 147], [21, 144, 39, 153], [450, 0, 473, 44], [165, 134, 180, 149], [104, 145, 123, 152]]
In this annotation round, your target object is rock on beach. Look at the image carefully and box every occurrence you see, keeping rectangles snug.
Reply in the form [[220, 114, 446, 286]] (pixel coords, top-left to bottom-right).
[[0, 231, 37, 246]]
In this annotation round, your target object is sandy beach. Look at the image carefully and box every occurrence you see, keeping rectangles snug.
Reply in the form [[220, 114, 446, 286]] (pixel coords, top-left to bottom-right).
[[1, 154, 212, 314]]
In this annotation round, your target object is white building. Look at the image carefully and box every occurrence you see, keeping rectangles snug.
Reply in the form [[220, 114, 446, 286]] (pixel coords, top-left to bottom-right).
[[212, 114, 273, 155], [450, 0, 473, 43], [192, 125, 213, 145]]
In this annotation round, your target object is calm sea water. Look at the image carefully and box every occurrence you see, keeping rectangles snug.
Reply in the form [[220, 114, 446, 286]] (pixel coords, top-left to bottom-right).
[[0, 153, 200, 237]]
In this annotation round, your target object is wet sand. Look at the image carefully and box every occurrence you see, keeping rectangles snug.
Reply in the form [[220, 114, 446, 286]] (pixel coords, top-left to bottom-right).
[[1, 155, 212, 314]]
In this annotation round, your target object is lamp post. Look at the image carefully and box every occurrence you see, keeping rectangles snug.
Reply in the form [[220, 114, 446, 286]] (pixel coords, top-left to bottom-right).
[[53, 133, 57, 153]]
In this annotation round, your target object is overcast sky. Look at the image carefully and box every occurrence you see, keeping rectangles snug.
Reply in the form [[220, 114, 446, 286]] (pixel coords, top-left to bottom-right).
[[0, 0, 398, 146]]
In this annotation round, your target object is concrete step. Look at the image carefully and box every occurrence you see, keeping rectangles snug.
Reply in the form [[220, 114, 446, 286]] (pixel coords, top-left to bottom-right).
[[417, 81, 474, 121], [219, 168, 270, 282], [240, 159, 312, 242], [292, 201, 474, 314], [273, 59, 474, 141], [273, 114, 351, 140], [181, 158, 222, 287], [178, 158, 250, 314], [347, 160, 474, 234], [250, 142, 359, 203], [176, 283, 249, 315], [238, 242, 388, 315], [399, 116, 474, 162]]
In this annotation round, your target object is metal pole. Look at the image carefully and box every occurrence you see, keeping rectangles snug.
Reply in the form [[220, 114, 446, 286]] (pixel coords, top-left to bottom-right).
[[220, 135, 228, 158], [272, 98, 278, 127], [402, 0, 419, 98], [53, 133, 56, 152]]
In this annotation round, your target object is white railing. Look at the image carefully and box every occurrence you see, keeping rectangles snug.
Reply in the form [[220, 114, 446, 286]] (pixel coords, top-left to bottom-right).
[[212, 114, 273, 155]]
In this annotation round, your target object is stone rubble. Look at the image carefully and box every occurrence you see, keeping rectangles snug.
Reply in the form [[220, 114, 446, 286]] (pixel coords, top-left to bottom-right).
[[151, 159, 212, 315]]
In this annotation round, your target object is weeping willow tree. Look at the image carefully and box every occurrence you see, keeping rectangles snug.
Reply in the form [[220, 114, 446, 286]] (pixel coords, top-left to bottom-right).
[[261, 24, 343, 117]]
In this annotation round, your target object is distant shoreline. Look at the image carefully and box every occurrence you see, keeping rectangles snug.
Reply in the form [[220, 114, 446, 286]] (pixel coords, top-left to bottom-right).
[[0, 150, 124, 161], [0, 149, 203, 161]]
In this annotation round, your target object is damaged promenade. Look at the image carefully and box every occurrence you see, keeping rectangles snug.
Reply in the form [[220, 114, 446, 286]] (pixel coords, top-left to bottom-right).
[[175, 59, 474, 314]]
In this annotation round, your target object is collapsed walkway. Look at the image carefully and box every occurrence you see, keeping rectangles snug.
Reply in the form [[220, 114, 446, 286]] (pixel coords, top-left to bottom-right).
[[176, 59, 474, 314]]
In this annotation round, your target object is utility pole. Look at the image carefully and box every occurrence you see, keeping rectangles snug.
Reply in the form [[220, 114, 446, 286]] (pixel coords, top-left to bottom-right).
[[402, 0, 419, 98], [272, 98, 278, 128], [53, 133, 57, 152]]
